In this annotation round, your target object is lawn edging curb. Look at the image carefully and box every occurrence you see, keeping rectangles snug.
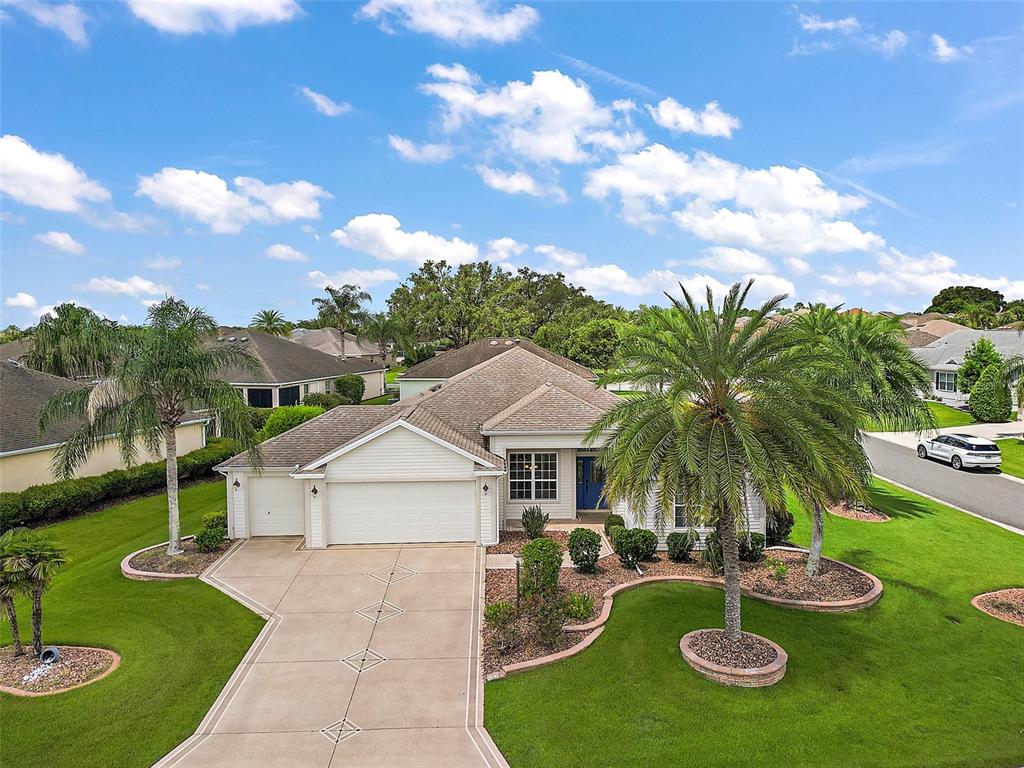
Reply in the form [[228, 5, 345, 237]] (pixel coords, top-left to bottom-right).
[[0, 647, 121, 697], [971, 588, 1024, 627], [680, 630, 787, 687], [485, 626, 605, 681], [120, 536, 242, 581]]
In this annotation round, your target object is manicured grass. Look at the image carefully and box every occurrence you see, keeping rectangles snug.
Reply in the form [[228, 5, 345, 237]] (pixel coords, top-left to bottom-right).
[[996, 437, 1024, 479], [2, 482, 264, 768], [362, 394, 394, 404], [485, 480, 1024, 768], [385, 365, 406, 385], [926, 400, 977, 428]]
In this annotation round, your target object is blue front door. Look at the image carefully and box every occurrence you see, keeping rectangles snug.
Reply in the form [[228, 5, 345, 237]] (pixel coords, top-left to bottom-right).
[[576, 456, 607, 510]]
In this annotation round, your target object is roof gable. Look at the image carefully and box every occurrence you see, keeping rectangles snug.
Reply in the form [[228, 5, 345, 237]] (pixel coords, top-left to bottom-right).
[[482, 383, 607, 432], [400, 337, 596, 381]]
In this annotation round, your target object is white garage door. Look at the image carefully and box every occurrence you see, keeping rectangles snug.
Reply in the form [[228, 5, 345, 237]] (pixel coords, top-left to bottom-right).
[[249, 476, 304, 536], [327, 480, 475, 545]]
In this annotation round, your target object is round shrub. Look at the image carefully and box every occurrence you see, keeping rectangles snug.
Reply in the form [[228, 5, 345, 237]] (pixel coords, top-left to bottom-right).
[[607, 525, 626, 554], [603, 513, 624, 536], [520, 537, 562, 599], [635, 529, 658, 561], [615, 528, 647, 569], [766, 508, 795, 547], [567, 527, 602, 573], [334, 374, 366, 404], [666, 530, 698, 562], [194, 510, 228, 553], [968, 363, 1012, 423], [739, 532, 765, 563], [700, 530, 724, 574]]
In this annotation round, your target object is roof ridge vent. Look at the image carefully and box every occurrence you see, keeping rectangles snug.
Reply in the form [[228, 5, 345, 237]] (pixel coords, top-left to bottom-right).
[[489, 340, 499, 346]]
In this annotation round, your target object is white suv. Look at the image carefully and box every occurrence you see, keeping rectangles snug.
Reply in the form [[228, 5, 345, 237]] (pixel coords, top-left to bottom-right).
[[916, 434, 1002, 471]]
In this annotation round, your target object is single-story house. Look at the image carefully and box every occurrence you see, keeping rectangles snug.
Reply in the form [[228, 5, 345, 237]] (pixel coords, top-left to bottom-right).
[[0, 360, 207, 492], [911, 329, 1023, 405], [289, 327, 392, 365], [216, 344, 765, 547], [216, 328, 386, 407], [397, 337, 597, 400]]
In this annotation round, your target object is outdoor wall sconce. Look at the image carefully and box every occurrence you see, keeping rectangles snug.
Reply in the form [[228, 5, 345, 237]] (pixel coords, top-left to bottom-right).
[[311, 485, 319, 497], [232, 479, 240, 489]]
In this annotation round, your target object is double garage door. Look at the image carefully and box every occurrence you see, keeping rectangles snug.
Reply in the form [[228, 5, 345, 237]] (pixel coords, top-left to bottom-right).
[[327, 480, 475, 545]]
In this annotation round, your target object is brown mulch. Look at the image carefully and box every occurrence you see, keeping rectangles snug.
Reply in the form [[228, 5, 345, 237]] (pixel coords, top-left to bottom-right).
[[688, 629, 778, 669], [975, 588, 1024, 627], [0, 646, 117, 694], [746, 549, 873, 602], [485, 530, 570, 556], [828, 501, 890, 522], [128, 538, 231, 575]]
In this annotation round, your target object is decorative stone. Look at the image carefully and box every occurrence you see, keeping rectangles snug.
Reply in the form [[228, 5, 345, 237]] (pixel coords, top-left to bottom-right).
[[680, 630, 787, 688]]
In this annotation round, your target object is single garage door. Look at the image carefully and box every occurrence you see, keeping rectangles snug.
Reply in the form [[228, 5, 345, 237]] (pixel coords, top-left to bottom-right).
[[249, 476, 304, 536], [327, 480, 475, 544]]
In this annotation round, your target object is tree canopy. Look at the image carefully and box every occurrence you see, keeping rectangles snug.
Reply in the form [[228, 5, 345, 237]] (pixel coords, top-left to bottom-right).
[[927, 286, 1006, 315], [958, 337, 1003, 394]]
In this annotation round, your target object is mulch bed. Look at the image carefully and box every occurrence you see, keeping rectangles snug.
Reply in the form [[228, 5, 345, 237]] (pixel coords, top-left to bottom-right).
[[128, 538, 231, 575], [687, 629, 778, 669], [0, 646, 118, 695], [974, 588, 1024, 627], [485, 530, 570, 556], [828, 501, 890, 522]]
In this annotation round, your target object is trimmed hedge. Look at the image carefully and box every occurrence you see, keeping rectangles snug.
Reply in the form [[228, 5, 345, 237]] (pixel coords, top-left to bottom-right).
[[261, 405, 325, 440], [0, 437, 238, 532], [303, 392, 347, 410], [334, 374, 366, 404], [968, 363, 1012, 423]]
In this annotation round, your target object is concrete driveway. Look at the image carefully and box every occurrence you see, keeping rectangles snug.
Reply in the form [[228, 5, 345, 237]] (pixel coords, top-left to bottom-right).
[[156, 539, 508, 768]]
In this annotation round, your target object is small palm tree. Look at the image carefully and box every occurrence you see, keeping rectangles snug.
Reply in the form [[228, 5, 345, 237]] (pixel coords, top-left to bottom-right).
[[0, 529, 31, 657], [249, 309, 291, 337], [312, 285, 371, 358], [590, 282, 869, 642], [39, 299, 263, 556], [361, 312, 412, 361], [2, 529, 66, 656]]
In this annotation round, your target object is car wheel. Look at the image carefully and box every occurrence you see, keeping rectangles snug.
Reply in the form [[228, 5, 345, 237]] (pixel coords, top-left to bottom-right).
[[951, 455, 963, 470], [917, 445, 928, 459]]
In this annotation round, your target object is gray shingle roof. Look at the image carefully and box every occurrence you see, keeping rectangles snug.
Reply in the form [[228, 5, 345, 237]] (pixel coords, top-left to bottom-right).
[[400, 337, 596, 381], [1, 361, 88, 453], [482, 383, 607, 432], [289, 327, 381, 358], [911, 329, 1024, 368]]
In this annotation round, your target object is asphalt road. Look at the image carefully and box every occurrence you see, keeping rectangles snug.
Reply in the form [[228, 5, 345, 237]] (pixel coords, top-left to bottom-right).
[[864, 435, 1024, 532]]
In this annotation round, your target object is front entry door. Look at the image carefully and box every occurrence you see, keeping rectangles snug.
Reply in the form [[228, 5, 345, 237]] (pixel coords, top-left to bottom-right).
[[576, 456, 607, 510]]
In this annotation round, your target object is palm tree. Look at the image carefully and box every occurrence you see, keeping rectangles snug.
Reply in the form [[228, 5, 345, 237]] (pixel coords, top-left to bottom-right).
[[0, 529, 31, 657], [249, 309, 291, 337], [793, 308, 934, 575], [361, 312, 411, 362], [311, 285, 371, 358], [39, 298, 263, 556], [589, 282, 869, 643], [2, 529, 66, 656], [24, 303, 118, 379]]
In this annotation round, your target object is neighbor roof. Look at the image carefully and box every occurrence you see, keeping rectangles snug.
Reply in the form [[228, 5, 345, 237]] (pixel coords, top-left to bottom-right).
[[214, 327, 383, 385], [400, 337, 596, 381], [911, 329, 1024, 368], [902, 329, 940, 348], [290, 327, 380, 358], [0, 338, 30, 364]]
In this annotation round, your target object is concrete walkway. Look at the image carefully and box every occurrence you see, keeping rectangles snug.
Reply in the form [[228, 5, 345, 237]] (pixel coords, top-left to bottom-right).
[[155, 539, 508, 768]]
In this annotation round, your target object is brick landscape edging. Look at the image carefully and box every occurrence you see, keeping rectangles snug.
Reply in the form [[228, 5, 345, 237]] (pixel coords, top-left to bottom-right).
[[680, 630, 787, 687], [0, 647, 121, 697], [120, 536, 242, 581], [485, 626, 605, 681], [971, 589, 1024, 627]]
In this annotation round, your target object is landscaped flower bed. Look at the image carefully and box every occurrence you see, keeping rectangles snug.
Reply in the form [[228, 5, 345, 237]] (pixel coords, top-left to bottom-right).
[[972, 588, 1024, 626], [124, 537, 232, 579], [485, 529, 570, 556], [0, 646, 119, 696], [828, 501, 890, 522]]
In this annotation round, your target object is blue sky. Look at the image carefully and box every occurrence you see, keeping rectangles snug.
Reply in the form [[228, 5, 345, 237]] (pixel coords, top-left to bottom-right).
[[1, 0, 1021, 327]]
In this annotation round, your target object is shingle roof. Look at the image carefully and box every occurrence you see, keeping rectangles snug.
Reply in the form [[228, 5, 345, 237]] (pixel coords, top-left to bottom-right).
[[214, 327, 383, 385], [482, 383, 608, 432], [903, 329, 940, 348], [289, 327, 381, 358], [0, 339, 30, 364], [911, 329, 1024, 368], [400, 337, 596, 381]]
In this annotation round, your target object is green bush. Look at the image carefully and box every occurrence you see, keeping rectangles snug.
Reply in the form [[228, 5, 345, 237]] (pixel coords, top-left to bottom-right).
[[526, 592, 565, 649], [565, 592, 594, 622], [766, 508, 795, 547], [484, 601, 518, 654], [607, 525, 625, 553], [968, 363, 1012, 423], [247, 407, 274, 431], [334, 374, 366, 404], [636, 529, 659, 561], [261, 405, 325, 440], [603, 513, 624, 536], [700, 530, 724, 573], [765, 556, 788, 582], [520, 537, 562, 599], [666, 530, 698, 562], [614, 528, 648, 569], [567, 528, 601, 573], [739, 532, 765, 563], [302, 392, 347, 410], [521, 505, 549, 539], [194, 510, 228, 553]]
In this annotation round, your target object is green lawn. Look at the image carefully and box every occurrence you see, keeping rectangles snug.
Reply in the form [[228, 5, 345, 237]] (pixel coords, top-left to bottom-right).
[[2, 482, 264, 768], [926, 400, 978, 428], [996, 437, 1024, 479], [385, 365, 406, 385], [362, 394, 394, 404], [485, 480, 1024, 768]]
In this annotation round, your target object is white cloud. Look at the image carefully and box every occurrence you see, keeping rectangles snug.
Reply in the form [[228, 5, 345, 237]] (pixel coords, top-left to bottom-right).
[[476, 165, 566, 202], [136, 168, 330, 233], [308, 268, 401, 290], [358, 0, 539, 45], [265, 243, 308, 262], [5, 292, 39, 309], [535, 244, 587, 269], [34, 231, 85, 255], [485, 237, 526, 262], [0, 134, 110, 212], [558, 55, 658, 100], [126, 0, 300, 34], [144, 255, 182, 270], [686, 246, 774, 274], [931, 33, 971, 63], [798, 13, 860, 34], [786, 257, 812, 275], [388, 135, 455, 163], [331, 213, 478, 265], [814, 289, 846, 305], [4, 0, 88, 45], [300, 86, 351, 117], [425, 62, 479, 84], [872, 29, 908, 57], [80, 275, 170, 297], [196, 283, 211, 291], [647, 98, 740, 139]]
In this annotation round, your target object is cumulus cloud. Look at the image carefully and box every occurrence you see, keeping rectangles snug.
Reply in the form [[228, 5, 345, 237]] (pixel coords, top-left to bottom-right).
[[331, 213, 478, 265], [785, 257, 812, 275], [425, 62, 479, 84], [485, 237, 527, 262], [872, 29, 908, 57], [647, 98, 740, 138], [136, 168, 330, 233], [3, 292, 67, 319], [299, 86, 351, 117], [798, 13, 860, 34], [0, 135, 110, 212], [476, 165, 566, 201], [79, 275, 170, 297], [34, 231, 85, 255], [357, 0, 539, 45], [144, 255, 181, 270], [126, 0, 300, 34], [931, 33, 970, 63], [388, 135, 455, 163], [685, 246, 774, 274], [265, 243, 308, 262], [308, 268, 401, 290], [4, 0, 89, 45]]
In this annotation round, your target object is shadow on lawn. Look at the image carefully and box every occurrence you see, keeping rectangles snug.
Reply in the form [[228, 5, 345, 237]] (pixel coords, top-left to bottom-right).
[[868, 485, 938, 521]]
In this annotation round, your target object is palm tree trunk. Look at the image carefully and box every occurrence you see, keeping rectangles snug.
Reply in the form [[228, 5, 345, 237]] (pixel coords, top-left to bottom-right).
[[719, 504, 742, 642], [2, 595, 24, 656], [165, 423, 182, 556], [806, 504, 823, 577], [339, 325, 347, 359], [31, 583, 43, 656]]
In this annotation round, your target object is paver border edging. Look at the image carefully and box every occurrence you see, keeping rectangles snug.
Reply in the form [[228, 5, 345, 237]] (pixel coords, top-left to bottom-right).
[[680, 630, 787, 687], [971, 589, 1024, 627], [120, 536, 241, 581], [0, 646, 121, 697], [486, 626, 605, 681]]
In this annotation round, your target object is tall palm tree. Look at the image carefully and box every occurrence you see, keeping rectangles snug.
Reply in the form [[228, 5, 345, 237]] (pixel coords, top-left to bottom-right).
[[2, 529, 66, 656], [589, 282, 869, 643], [311, 284, 371, 358], [24, 303, 118, 380], [0, 529, 31, 657], [793, 308, 934, 575], [39, 299, 263, 556], [249, 309, 291, 337], [361, 312, 412, 361]]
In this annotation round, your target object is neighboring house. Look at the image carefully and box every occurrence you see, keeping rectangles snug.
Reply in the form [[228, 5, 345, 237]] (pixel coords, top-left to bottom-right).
[[215, 328, 386, 407], [911, 329, 1024, 405], [0, 361, 207, 493], [290, 327, 391, 364], [216, 345, 765, 547], [397, 337, 597, 399], [0, 338, 30, 365]]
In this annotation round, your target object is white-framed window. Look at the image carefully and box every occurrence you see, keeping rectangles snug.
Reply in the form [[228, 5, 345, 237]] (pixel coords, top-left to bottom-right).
[[303, 383, 310, 395], [674, 495, 696, 528], [936, 371, 957, 392], [324, 380, 332, 393], [509, 452, 557, 501]]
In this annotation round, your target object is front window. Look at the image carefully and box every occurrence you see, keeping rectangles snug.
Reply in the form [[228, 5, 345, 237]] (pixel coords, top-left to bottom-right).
[[509, 452, 557, 501], [674, 496, 696, 528], [936, 371, 957, 392]]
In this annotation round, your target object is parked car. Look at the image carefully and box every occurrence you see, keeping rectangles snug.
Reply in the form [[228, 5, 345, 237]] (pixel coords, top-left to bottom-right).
[[916, 434, 1002, 471]]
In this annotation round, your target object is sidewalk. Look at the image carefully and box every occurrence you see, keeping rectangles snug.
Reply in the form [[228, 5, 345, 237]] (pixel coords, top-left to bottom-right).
[[867, 419, 1024, 451]]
